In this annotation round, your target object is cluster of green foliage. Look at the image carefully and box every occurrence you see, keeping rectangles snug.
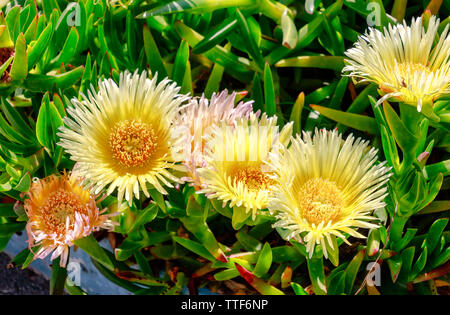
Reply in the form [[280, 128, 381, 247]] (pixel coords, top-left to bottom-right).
[[0, 0, 449, 295]]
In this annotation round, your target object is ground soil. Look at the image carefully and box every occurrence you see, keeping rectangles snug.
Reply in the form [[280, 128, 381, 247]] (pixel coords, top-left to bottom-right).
[[0, 252, 49, 295]]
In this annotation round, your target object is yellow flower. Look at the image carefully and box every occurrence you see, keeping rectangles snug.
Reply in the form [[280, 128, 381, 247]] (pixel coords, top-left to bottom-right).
[[198, 113, 292, 219], [24, 173, 114, 267], [268, 129, 391, 258], [343, 16, 449, 112], [172, 90, 255, 188], [58, 71, 189, 205]]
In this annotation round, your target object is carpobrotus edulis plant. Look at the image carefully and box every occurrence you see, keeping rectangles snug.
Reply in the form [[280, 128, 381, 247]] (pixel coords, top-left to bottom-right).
[[58, 71, 190, 206], [1, 0, 448, 297], [268, 129, 391, 259]]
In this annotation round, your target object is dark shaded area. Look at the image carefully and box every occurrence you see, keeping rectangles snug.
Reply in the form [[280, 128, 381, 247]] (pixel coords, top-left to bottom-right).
[[0, 252, 49, 295]]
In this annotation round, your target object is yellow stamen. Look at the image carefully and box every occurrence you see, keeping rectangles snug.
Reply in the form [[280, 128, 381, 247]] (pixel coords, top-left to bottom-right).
[[231, 165, 273, 190], [109, 120, 158, 168], [298, 178, 345, 225], [396, 62, 433, 87], [40, 190, 85, 234]]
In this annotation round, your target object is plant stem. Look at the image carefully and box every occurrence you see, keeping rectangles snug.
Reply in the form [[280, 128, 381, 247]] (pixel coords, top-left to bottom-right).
[[50, 256, 68, 295]]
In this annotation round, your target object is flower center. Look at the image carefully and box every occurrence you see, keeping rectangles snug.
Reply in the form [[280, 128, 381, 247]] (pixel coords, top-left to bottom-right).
[[109, 120, 158, 168], [231, 165, 273, 191], [396, 62, 433, 87], [40, 190, 85, 233], [298, 178, 345, 225]]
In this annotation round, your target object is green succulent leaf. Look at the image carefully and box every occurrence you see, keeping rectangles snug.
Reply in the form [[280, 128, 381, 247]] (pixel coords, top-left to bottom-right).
[[50, 26, 79, 66], [253, 242, 272, 277], [23, 66, 84, 92], [192, 17, 238, 54], [173, 236, 216, 262], [422, 218, 448, 256], [263, 63, 276, 116], [291, 282, 308, 295], [0, 221, 25, 237], [327, 270, 346, 295], [143, 24, 168, 79], [306, 249, 327, 295], [387, 253, 403, 283], [136, 0, 257, 19], [383, 101, 419, 158], [344, 249, 364, 294], [0, 203, 16, 217], [231, 206, 252, 230], [236, 9, 264, 71], [311, 104, 379, 135], [28, 22, 54, 70], [36, 93, 64, 152], [13, 172, 31, 192], [10, 33, 28, 81], [74, 234, 116, 272]]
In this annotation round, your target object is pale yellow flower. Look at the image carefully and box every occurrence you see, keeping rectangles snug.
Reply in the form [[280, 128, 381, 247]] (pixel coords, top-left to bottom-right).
[[172, 90, 255, 188], [198, 113, 292, 219], [58, 71, 189, 205], [268, 129, 391, 258], [343, 16, 449, 112]]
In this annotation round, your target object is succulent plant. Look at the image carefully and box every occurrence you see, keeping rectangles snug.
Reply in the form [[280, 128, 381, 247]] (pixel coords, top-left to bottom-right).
[[0, 0, 448, 296]]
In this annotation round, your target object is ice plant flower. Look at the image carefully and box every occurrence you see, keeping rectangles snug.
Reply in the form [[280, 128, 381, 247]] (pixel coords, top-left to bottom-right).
[[172, 90, 255, 188], [24, 173, 114, 267], [58, 71, 189, 206], [268, 129, 391, 258], [198, 113, 292, 219], [343, 16, 449, 112]]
